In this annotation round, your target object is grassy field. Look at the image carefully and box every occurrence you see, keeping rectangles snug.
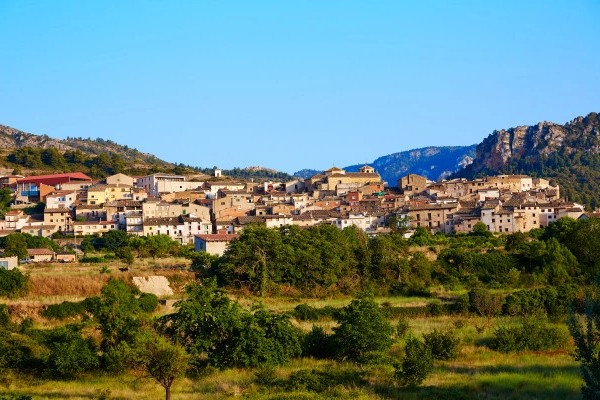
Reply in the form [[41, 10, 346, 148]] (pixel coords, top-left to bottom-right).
[[0, 261, 584, 399]]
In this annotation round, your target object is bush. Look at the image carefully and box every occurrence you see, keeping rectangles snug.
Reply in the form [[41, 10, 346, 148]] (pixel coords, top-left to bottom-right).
[[42, 326, 100, 378], [0, 269, 28, 298], [302, 325, 334, 359], [80, 256, 105, 263], [490, 318, 569, 353], [138, 293, 159, 313], [423, 329, 460, 360], [468, 289, 504, 317], [426, 301, 443, 316], [396, 335, 433, 387], [293, 303, 320, 321], [396, 315, 410, 338], [332, 293, 394, 361], [285, 368, 365, 392], [42, 301, 86, 320], [0, 304, 9, 327], [452, 294, 470, 314]]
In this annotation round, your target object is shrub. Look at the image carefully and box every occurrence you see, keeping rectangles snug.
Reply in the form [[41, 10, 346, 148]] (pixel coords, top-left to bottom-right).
[[426, 301, 443, 316], [302, 325, 334, 359], [42, 326, 100, 379], [0, 269, 28, 298], [332, 293, 394, 361], [356, 350, 397, 366], [80, 256, 105, 263], [285, 368, 365, 392], [469, 289, 504, 317], [396, 335, 433, 387], [423, 329, 460, 360], [138, 293, 159, 313], [42, 301, 86, 320], [490, 318, 569, 353], [396, 315, 410, 338], [0, 304, 9, 327], [293, 303, 320, 321], [452, 294, 470, 314]]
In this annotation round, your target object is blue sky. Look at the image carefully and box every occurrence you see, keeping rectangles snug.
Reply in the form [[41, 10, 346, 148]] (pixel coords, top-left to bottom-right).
[[1, 1, 599, 174]]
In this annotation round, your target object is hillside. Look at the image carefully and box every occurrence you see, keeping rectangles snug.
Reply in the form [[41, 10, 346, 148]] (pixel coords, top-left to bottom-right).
[[0, 124, 292, 181], [454, 112, 600, 209]]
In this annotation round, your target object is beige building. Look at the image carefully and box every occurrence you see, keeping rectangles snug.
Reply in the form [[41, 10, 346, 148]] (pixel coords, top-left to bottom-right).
[[43, 208, 71, 232], [73, 220, 118, 236], [194, 234, 238, 256], [143, 216, 211, 244], [106, 173, 135, 187], [398, 174, 428, 194]]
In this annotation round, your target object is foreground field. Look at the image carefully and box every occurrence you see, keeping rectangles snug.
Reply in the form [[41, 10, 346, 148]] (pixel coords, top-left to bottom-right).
[[0, 261, 584, 399], [0, 346, 580, 399]]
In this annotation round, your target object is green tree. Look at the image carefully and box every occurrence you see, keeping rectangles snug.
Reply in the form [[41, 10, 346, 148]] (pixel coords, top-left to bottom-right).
[[396, 335, 433, 387], [134, 332, 189, 400], [332, 293, 394, 360], [102, 230, 129, 252], [568, 286, 600, 399], [144, 234, 176, 259], [42, 326, 99, 379], [41, 148, 66, 169], [3, 234, 28, 260], [0, 269, 28, 298], [91, 279, 142, 371]]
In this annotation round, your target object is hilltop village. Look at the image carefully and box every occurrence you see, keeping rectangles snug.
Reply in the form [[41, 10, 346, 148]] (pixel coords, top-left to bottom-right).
[[0, 166, 586, 258]]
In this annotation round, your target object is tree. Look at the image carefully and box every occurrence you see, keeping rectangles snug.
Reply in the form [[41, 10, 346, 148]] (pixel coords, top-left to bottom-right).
[[332, 292, 394, 360], [102, 230, 129, 252], [568, 286, 600, 399], [144, 235, 176, 259], [42, 326, 99, 379], [92, 279, 142, 371], [0, 269, 28, 298], [3, 234, 28, 260], [396, 335, 433, 387], [134, 332, 189, 400]]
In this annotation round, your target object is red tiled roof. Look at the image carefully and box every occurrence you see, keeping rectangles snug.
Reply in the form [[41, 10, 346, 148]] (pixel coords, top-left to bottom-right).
[[17, 172, 93, 185], [27, 248, 55, 256]]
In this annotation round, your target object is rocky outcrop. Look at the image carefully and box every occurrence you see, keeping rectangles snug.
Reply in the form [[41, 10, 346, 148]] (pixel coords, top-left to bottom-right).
[[466, 112, 600, 173]]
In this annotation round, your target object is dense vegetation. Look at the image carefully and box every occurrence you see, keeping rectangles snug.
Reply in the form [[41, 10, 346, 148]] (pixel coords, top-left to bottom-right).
[[4, 219, 600, 398], [201, 220, 594, 297]]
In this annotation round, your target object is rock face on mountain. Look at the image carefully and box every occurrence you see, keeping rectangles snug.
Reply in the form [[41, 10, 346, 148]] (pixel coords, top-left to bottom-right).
[[461, 112, 600, 175], [455, 112, 600, 209]]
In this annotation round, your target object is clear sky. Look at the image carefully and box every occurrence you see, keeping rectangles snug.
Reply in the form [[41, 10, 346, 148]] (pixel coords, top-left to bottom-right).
[[1, 1, 599, 174]]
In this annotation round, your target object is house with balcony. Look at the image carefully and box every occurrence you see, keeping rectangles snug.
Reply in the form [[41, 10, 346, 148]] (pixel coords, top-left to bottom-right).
[[15, 172, 92, 204]]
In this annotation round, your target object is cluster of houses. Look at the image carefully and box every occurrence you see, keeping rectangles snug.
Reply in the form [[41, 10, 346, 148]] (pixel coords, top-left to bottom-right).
[[0, 166, 589, 259]]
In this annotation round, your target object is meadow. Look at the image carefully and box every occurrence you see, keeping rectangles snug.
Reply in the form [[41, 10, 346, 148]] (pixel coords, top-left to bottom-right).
[[0, 259, 583, 400]]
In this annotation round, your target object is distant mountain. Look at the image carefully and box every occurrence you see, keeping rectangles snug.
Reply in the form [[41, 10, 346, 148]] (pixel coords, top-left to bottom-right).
[[454, 112, 600, 209], [346, 146, 476, 184], [294, 146, 476, 184]]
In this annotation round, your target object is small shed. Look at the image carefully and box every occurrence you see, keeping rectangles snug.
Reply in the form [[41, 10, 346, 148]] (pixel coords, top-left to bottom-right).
[[56, 252, 76, 263]]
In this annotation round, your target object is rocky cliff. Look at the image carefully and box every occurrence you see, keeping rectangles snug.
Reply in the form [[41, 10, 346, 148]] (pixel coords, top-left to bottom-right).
[[455, 112, 600, 208], [461, 112, 600, 174]]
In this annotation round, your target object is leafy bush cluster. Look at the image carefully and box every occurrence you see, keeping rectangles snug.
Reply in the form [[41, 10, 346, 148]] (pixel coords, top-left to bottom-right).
[[158, 279, 303, 369], [490, 318, 569, 353], [0, 269, 28, 298]]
